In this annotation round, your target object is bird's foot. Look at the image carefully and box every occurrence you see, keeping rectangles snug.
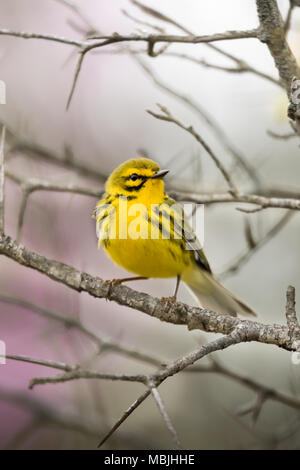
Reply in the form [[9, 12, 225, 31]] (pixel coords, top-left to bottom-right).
[[103, 278, 123, 300], [160, 295, 177, 309], [103, 276, 147, 300]]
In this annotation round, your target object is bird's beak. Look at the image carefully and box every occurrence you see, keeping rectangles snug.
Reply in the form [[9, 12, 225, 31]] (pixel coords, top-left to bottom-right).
[[151, 169, 169, 179]]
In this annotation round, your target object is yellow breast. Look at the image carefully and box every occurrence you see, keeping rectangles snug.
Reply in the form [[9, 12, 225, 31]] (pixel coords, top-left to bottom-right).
[[96, 196, 192, 278]]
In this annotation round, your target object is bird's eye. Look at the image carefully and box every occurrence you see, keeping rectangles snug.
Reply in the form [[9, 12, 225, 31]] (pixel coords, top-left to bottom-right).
[[130, 173, 139, 181]]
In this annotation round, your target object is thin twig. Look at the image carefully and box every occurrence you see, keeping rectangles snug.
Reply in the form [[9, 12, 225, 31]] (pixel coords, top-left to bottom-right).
[[0, 232, 299, 351], [147, 104, 238, 195], [29, 369, 146, 389], [97, 390, 151, 448], [172, 189, 300, 211], [0, 389, 150, 448], [267, 130, 296, 140], [98, 329, 246, 447], [4, 354, 76, 371], [87, 31, 259, 45], [286, 285, 300, 343], [122, 8, 165, 33], [130, 0, 280, 86], [66, 29, 258, 108], [2, 353, 146, 389], [220, 211, 295, 280], [160, 51, 281, 87], [3, 291, 300, 418], [53, 0, 99, 34], [6, 172, 103, 241], [0, 293, 164, 366], [0, 29, 83, 47], [284, 1, 295, 32]]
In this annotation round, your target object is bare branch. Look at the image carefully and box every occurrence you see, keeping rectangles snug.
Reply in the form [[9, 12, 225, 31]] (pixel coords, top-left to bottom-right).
[[4, 123, 107, 182], [130, 0, 280, 87], [288, 76, 300, 134], [15, 187, 30, 243], [0, 389, 150, 448], [4, 354, 76, 372], [0, 293, 164, 366], [209, 357, 300, 414], [66, 50, 85, 109], [87, 31, 259, 46], [160, 51, 282, 87], [0, 25, 258, 109], [66, 29, 258, 108], [122, 8, 165, 33], [220, 211, 294, 279], [5, 304, 300, 447], [284, 0, 295, 32], [3, 353, 146, 389], [6, 166, 300, 216], [98, 330, 246, 447], [237, 391, 268, 424], [0, 232, 299, 351], [286, 286, 300, 344], [5, 330, 300, 447], [6, 171, 103, 241], [172, 189, 300, 211], [2, 1, 300, 450], [147, 104, 238, 195], [4, 291, 300, 421], [267, 129, 296, 140], [29, 369, 146, 389], [256, 0, 300, 92], [0, 28, 83, 47]]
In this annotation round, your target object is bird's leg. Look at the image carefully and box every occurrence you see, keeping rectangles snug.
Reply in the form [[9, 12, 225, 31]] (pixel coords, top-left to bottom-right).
[[161, 275, 181, 304], [173, 274, 181, 300], [103, 276, 147, 299]]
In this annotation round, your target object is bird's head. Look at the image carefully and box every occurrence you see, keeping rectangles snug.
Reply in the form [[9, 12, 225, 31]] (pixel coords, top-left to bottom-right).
[[105, 158, 169, 202]]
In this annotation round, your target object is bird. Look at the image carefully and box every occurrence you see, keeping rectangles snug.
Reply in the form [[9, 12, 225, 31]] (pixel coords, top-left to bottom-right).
[[94, 158, 256, 317]]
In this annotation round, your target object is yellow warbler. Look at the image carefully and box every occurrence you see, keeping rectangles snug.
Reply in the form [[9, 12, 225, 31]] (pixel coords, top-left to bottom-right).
[[94, 158, 256, 317]]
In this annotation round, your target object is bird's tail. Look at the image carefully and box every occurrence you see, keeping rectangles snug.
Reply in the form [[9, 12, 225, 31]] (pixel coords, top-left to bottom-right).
[[183, 268, 257, 317]]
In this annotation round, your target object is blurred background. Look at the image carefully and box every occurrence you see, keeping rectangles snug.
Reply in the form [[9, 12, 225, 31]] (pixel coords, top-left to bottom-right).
[[1, 0, 300, 450]]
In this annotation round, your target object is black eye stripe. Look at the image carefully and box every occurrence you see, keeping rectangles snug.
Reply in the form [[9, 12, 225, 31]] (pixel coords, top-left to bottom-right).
[[122, 180, 146, 192]]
